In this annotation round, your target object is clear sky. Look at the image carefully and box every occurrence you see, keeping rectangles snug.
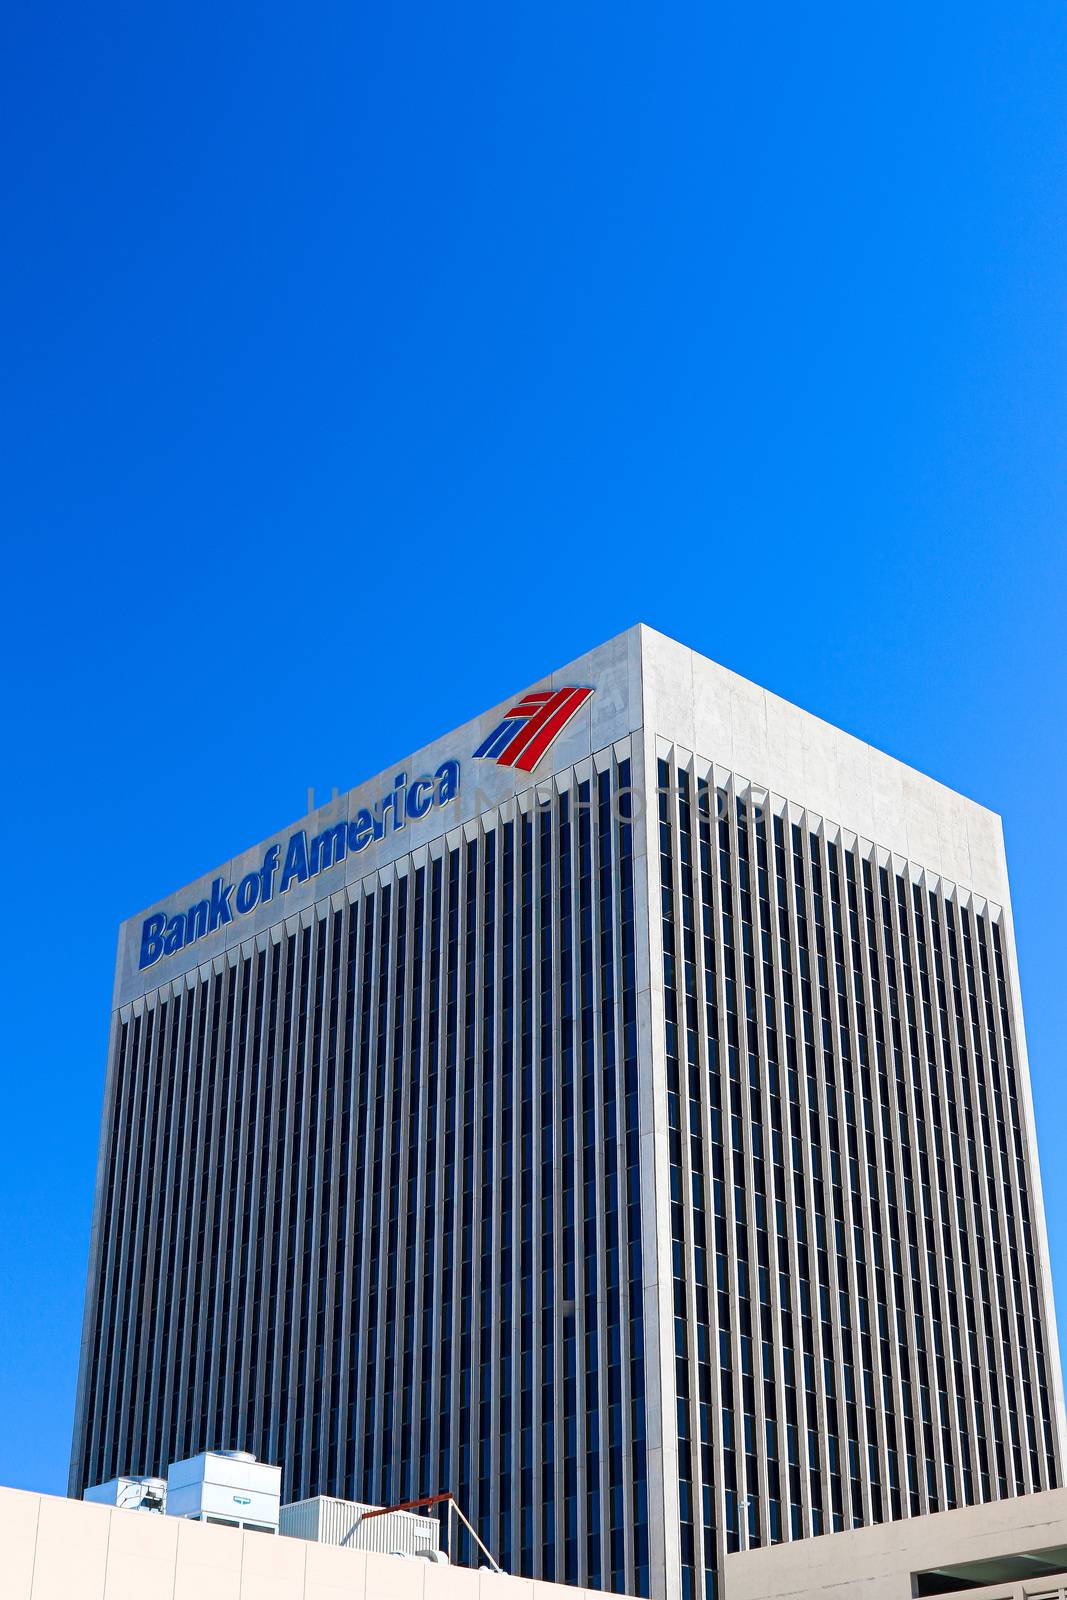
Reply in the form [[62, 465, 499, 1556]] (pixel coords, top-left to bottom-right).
[[2, 3, 1066, 1496]]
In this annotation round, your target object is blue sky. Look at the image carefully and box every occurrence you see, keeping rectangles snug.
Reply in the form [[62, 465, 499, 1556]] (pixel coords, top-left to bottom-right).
[[2, 3, 1066, 1495]]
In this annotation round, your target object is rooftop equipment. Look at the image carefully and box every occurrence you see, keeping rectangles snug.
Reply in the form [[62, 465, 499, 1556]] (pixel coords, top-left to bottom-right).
[[83, 1476, 167, 1514], [165, 1449, 281, 1534], [279, 1495, 441, 1556], [364, 1493, 502, 1571]]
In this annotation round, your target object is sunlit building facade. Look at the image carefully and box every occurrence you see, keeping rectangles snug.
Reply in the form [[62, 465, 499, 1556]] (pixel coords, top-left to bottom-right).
[[70, 626, 1065, 1600]]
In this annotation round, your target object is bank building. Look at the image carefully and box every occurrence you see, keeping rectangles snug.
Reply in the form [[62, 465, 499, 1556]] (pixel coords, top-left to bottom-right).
[[70, 625, 1064, 1600]]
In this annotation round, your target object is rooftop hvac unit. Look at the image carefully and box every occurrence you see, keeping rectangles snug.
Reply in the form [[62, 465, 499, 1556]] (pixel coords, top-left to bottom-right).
[[166, 1450, 281, 1534], [83, 1476, 167, 1514], [279, 1495, 440, 1556]]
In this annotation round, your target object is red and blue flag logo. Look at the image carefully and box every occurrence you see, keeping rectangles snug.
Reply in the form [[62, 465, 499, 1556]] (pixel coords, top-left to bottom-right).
[[474, 686, 594, 774]]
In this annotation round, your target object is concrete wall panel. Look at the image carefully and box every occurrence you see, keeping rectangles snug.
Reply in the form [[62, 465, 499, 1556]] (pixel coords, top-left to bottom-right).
[[31, 1494, 109, 1600], [0, 1487, 39, 1600], [103, 1507, 179, 1600], [172, 1518, 243, 1600]]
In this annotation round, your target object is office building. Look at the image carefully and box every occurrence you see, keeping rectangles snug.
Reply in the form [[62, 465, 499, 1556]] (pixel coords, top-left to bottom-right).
[[69, 626, 1065, 1600]]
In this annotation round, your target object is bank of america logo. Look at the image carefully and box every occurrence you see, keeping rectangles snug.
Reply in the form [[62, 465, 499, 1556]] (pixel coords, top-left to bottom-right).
[[474, 685, 594, 774]]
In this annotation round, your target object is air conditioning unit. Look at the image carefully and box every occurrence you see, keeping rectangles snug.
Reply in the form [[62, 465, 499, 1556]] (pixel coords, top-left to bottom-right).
[[83, 1476, 167, 1514], [279, 1495, 441, 1557], [165, 1450, 281, 1534]]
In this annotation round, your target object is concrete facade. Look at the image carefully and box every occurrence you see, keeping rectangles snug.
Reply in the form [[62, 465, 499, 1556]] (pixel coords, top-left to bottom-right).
[[724, 1486, 1067, 1599], [71, 626, 1065, 1600], [635, 629, 1065, 1599]]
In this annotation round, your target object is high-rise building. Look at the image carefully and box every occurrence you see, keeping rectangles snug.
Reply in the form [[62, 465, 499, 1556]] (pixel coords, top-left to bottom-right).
[[70, 626, 1065, 1600]]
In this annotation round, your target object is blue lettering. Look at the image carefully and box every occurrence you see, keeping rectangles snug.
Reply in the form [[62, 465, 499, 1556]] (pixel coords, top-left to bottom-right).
[[349, 809, 374, 852], [186, 899, 209, 942], [372, 790, 392, 841], [280, 830, 310, 893], [406, 777, 434, 820], [260, 844, 280, 903], [436, 759, 460, 805], [310, 822, 348, 875], [235, 872, 261, 915], [139, 913, 166, 970], [134, 763, 461, 972], [208, 877, 234, 932]]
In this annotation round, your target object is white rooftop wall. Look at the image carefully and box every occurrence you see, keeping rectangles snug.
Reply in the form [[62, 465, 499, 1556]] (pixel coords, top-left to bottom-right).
[[0, 1485, 623, 1600]]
